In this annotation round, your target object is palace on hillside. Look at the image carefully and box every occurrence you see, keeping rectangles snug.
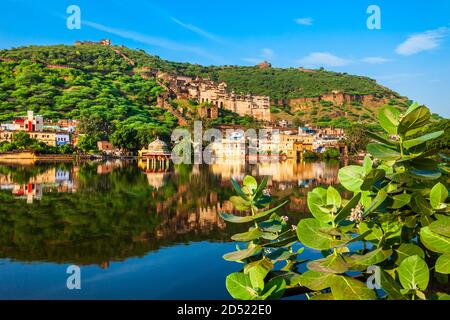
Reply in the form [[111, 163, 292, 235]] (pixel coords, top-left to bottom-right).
[[157, 73, 271, 122]]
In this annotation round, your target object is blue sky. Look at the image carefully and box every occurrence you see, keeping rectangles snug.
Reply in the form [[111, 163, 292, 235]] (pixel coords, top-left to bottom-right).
[[1, 0, 449, 117]]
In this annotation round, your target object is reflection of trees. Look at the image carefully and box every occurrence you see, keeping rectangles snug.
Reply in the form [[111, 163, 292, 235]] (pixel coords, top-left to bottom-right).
[[0, 163, 240, 266], [0, 160, 342, 266]]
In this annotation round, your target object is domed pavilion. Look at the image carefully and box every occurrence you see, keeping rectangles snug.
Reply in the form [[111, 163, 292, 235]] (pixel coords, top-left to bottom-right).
[[139, 137, 172, 172]]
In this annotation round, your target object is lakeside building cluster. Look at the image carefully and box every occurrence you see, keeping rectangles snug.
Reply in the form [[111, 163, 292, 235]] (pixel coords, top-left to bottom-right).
[[0, 111, 346, 158], [0, 111, 75, 147]]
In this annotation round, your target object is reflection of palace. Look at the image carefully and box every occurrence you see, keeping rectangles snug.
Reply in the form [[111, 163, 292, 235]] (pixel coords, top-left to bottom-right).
[[210, 159, 340, 189]]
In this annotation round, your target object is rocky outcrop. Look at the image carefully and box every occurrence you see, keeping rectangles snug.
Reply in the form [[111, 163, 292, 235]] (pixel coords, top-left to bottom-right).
[[274, 91, 391, 110]]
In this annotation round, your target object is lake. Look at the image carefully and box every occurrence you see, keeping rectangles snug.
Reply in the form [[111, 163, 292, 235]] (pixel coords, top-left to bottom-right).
[[0, 159, 347, 299]]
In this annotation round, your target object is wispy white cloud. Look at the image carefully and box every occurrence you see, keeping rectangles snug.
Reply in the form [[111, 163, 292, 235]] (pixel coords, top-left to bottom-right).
[[295, 17, 313, 26], [241, 57, 261, 64], [171, 17, 223, 43], [82, 20, 223, 63], [298, 52, 351, 68], [242, 48, 275, 64], [361, 56, 392, 64], [261, 48, 274, 59], [395, 27, 449, 56]]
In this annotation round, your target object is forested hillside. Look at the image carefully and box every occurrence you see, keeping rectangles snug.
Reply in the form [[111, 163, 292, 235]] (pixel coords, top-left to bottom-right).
[[0, 43, 420, 139]]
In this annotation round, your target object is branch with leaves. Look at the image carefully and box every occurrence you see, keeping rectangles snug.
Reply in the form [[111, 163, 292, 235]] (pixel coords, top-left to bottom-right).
[[220, 103, 450, 300]]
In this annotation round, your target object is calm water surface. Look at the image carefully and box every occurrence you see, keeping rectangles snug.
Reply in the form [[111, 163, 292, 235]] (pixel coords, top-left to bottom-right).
[[0, 159, 346, 299]]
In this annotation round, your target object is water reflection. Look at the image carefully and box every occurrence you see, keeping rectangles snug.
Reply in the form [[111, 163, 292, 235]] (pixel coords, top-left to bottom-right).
[[0, 160, 343, 267]]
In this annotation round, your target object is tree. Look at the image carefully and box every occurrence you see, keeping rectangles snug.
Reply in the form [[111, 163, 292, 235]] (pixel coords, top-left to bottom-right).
[[110, 126, 139, 151], [344, 124, 370, 154], [77, 111, 114, 140], [12, 132, 33, 149], [76, 135, 98, 153]]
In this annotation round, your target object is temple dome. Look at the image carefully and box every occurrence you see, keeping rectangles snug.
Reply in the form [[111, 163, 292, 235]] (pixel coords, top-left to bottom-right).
[[147, 137, 171, 155]]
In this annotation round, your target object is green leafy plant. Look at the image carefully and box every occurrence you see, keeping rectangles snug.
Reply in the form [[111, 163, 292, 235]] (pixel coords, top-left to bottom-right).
[[220, 103, 450, 300]]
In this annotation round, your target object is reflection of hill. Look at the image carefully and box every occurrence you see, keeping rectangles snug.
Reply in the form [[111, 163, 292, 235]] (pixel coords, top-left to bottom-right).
[[0, 160, 341, 266], [0, 163, 237, 266]]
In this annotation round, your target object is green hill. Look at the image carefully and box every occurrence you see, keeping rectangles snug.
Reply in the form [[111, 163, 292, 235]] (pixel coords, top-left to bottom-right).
[[0, 43, 408, 131]]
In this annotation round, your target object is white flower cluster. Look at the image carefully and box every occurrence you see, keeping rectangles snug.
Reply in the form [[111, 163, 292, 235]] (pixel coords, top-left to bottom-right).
[[349, 203, 364, 223]]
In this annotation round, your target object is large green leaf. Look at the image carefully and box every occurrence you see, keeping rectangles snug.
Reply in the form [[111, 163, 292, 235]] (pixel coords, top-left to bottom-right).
[[219, 212, 255, 223], [259, 219, 283, 233], [398, 255, 429, 291], [253, 201, 288, 220], [436, 254, 450, 274], [403, 131, 444, 150], [230, 178, 249, 200], [366, 131, 396, 147], [395, 243, 425, 265], [298, 270, 336, 291], [410, 194, 434, 216], [352, 248, 392, 266], [391, 193, 412, 209], [260, 278, 286, 300], [338, 165, 365, 192], [398, 106, 431, 137], [266, 248, 295, 262], [420, 226, 450, 254], [308, 254, 349, 274], [360, 169, 386, 191], [409, 169, 442, 180], [367, 143, 401, 161], [244, 258, 273, 291], [359, 222, 383, 242], [243, 175, 258, 193], [220, 201, 287, 223], [254, 176, 268, 198], [327, 186, 342, 208], [223, 245, 262, 262], [307, 188, 331, 222], [378, 106, 400, 135], [230, 196, 251, 211], [296, 218, 344, 250], [330, 276, 376, 300], [429, 219, 450, 238], [379, 269, 406, 300], [430, 182, 448, 210], [225, 272, 258, 300], [310, 293, 335, 300], [404, 102, 420, 115], [231, 228, 263, 242], [364, 189, 388, 216]]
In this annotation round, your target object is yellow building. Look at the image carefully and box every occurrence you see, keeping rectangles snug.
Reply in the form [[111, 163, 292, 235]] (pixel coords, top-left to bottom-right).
[[0, 131, 70, 147]]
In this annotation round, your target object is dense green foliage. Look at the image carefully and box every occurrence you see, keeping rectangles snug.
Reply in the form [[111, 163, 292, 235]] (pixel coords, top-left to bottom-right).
[[344, 124, 372, 154], [220, 103, 450, 300], [0, 45, 178, 150], [109, 46, 396, 98]]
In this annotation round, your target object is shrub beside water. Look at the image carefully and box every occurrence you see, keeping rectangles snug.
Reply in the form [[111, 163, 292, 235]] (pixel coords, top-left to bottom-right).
[[219, 103, 450, 300]]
